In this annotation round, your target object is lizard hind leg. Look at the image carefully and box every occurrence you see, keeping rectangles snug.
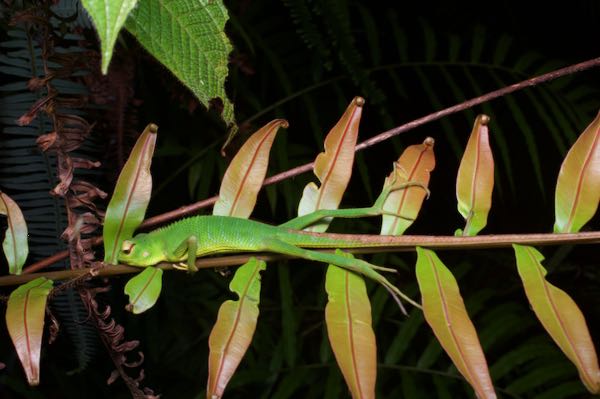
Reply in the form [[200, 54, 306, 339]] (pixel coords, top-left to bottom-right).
[[385, 161, 431, 198], [262, 238, 421, 313], [374, 181, 430, 212], [368, 180, 430, 223]]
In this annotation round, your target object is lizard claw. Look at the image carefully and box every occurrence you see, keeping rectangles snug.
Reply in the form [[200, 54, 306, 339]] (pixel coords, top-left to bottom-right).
[[173, 262, 189, 271]]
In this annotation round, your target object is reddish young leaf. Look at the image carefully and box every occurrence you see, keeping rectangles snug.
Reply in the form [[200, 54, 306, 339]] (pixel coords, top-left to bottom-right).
[[554, 110, 600, 233], [5, 277, 53, 386], [513, 244, 600, 393], [103, 123, 157, 264], [456, 115, 494, 236], [124, 267, 163, 314], [207, 258, 266, 399], [293, 97, 376, 395], [380, 137, 435, 235], [213, 119, 288, 218], [208, 121, 286, 396], [325, 251, 376, 399], [298, 96, 364, 232], [416, 247, 496, 399], [0, 192, 28, 275]]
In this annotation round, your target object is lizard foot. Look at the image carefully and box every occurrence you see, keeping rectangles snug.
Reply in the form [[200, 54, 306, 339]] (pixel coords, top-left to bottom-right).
[[173, 262, 189, 271]]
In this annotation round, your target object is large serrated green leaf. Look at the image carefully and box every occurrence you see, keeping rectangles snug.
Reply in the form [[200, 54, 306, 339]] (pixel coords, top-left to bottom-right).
[[81, 0, 139, 74], [125, 0, 235, 126]]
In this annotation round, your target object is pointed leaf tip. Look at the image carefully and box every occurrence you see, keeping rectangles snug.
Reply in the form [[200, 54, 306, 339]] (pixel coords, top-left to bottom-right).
[[554, 110, 600, 233], [81, 0, 139, 74], [6, 277, 53, 386], [456, 114, 495, 236]]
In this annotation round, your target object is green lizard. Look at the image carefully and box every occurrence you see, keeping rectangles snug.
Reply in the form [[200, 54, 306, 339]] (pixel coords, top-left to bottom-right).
[[117, 178, 428, 310]]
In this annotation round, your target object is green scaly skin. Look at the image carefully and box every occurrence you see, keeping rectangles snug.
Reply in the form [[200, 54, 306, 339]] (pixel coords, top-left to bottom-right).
[[117, 181, 428, 310]]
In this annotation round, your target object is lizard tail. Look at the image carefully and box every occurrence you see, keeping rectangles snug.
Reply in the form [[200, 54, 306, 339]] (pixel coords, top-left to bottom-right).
[[379, 276, 422, 314]]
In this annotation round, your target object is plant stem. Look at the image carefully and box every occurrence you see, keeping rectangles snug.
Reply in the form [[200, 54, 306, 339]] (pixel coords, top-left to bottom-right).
[[8, 230, 600, 287]]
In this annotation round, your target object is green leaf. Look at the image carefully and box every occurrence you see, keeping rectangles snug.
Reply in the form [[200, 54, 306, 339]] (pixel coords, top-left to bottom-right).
[[103, 123, 157, 264], [554, 110, 600, 233], [124, 266, 163, 314], [125, 0, 235, 126], [5, 277, 53, 386], [207, 258, 266, 399], [415, 247, 496, 399], [0, 191, 28, 274], [81, 0, 139, 74], [325, 251, 376, 399], [513, 244, 600, 393]]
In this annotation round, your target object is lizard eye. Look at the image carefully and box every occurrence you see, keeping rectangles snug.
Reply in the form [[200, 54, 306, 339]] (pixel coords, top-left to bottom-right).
[[121, 241, 135, 255]]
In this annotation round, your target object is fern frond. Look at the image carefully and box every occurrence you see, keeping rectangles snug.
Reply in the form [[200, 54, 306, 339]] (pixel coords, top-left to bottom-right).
[[0, 16, 99, 370], [282, 0, 333, 70]]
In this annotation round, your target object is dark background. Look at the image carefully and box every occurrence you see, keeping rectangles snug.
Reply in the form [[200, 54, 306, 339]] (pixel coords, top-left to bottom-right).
[[1, 0, 599, 398]]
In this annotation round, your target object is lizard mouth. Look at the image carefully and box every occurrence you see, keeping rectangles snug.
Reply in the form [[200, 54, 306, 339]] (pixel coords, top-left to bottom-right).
[[117, 252, 144, 266]]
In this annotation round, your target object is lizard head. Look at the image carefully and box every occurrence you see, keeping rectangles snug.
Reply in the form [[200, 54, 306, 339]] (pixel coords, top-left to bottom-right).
[[118, 234, 165, 266]]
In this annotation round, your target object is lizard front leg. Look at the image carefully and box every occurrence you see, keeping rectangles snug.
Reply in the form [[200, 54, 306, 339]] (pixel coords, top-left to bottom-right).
[[171, 235, 199, 273]]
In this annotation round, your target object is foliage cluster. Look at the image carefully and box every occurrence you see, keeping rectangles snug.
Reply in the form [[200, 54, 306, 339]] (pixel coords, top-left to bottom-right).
[[0, 1, 599, 398]]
